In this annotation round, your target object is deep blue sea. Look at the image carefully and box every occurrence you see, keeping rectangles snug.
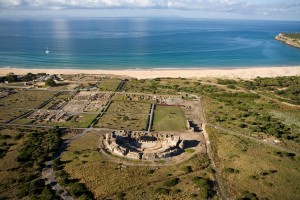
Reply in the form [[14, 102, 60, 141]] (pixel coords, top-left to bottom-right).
[[0, 18, 300, 69]]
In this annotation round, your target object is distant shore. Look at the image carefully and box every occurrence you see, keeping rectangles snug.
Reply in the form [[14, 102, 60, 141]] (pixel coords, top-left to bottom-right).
[[275, 33, 300, 49], [0, 66, 299, 79]]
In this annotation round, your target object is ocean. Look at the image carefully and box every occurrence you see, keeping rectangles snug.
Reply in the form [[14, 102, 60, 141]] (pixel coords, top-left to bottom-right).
[[0, 18, 300, 70]]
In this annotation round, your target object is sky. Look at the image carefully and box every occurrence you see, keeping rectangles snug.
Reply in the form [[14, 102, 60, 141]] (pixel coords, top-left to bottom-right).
[[0, 0, 300, 20]]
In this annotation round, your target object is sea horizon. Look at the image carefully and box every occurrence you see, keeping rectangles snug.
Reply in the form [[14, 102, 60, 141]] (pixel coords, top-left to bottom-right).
[[1, 18, 300, 70]]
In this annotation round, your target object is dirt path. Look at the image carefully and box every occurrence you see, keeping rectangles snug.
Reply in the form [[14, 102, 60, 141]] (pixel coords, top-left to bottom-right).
[[42, 129, 93, 200], [42, 140, 74, 200], [198, 97, 229, 200], [202, 124, 229, 200]]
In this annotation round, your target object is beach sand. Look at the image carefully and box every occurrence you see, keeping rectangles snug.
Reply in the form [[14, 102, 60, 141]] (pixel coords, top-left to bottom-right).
[[0, 66, 299, 79]]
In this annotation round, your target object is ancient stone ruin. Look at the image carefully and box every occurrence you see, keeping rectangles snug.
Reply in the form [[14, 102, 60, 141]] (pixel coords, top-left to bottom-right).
[[103, 130, 185, 160]]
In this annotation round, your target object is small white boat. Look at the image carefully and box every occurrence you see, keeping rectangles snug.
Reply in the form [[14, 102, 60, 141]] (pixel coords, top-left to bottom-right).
[[45, 46, 50, 54]]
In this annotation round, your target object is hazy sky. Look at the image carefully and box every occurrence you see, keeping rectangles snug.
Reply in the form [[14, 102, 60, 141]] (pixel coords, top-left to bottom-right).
[[0, 0, 300, 20]]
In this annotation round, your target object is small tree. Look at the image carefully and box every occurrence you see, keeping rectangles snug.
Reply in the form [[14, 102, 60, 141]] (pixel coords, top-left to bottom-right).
[[45, 78, 56, 87], [70, 182, 86, 197], [6, 73, 18, 82], [40, 189, 55, 200]]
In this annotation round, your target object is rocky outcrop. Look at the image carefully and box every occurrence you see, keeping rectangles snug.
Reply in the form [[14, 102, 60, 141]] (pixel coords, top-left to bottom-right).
[[275, 33, 300, 49]]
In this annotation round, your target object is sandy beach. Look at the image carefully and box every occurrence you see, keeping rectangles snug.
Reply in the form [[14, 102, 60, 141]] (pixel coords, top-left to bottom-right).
[[0, 66, 299, 79]]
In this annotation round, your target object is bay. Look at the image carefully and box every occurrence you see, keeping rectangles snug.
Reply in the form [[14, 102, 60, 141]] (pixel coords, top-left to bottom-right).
[[0, 18, 300, 69]]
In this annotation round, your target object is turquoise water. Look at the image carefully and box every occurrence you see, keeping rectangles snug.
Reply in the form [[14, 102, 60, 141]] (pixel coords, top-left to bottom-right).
[[0, 18, 300, 69]]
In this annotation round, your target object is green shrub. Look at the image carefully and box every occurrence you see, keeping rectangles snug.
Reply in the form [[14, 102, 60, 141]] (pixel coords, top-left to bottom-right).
[[14, 133, 23, 140], [274, 151, 296, 159], [40, 188, 55, 200], [59, 177, 69, 186], [146, 169, 155, 174], [191, 177, 213, 199], [163, 178, 180, 187], [185, 148, 195, 153], [116, 192, 126, 200], [182, 166, 192, 173], [56, 189, 63, 195], [173, 189, 182, 194], [227, 84, 237, 89], [249, 175, 258, 180], [154, 188, 170, 195], [238, 191, 259, 200], [217, 79, 238, 85], [224, 167, 240, 173], [190, 193, 198, 198], [69, 182, 86, 198], [45, 78, 56, 87], [78, 194, 93, 200], [239, 123, 247, 128]]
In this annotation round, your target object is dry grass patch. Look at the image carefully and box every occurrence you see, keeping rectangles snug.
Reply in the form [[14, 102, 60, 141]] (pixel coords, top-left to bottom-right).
[[97, 79, 121, 91], [61, 131, 213, 199], [95, 113, 148, 131], [0, 129, 25, 199], [107, 101, 151, 114], [51, 113, 97, 128], [122, 79, 155, 93], [207, 126, 300, 200], [0, 90, 57, 109], [0, 108, 27, 123]]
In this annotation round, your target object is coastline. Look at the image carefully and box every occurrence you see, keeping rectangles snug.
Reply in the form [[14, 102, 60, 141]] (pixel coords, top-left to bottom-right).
[[0, 66, 299, 79]]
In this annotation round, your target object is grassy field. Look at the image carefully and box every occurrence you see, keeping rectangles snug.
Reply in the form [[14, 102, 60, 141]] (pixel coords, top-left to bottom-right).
[[122, 78, 202, 95], [152, 105, 186, 132], [58, 113, 97, 128], [0, 108, 27, 123], [93, 100, 151, 130], [0, 90, 57, 109], [122, 79, 156, 93], [97, 79, 121, 91], [13, 117, 34, 125], [94, 113, 148, 130], [60, 131, 215, 199], [204, 91, 300, 152], [207, 126, 300, 200], [0, 128, 25, 199], [107, 101, 151, 114]]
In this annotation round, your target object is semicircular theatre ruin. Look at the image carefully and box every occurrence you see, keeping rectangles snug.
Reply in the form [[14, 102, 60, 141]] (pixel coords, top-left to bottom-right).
[[102, 131, 187, 160]]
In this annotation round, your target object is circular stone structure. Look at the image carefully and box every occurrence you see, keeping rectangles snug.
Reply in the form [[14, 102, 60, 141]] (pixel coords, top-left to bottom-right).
[[102, 131, 186, 160]]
